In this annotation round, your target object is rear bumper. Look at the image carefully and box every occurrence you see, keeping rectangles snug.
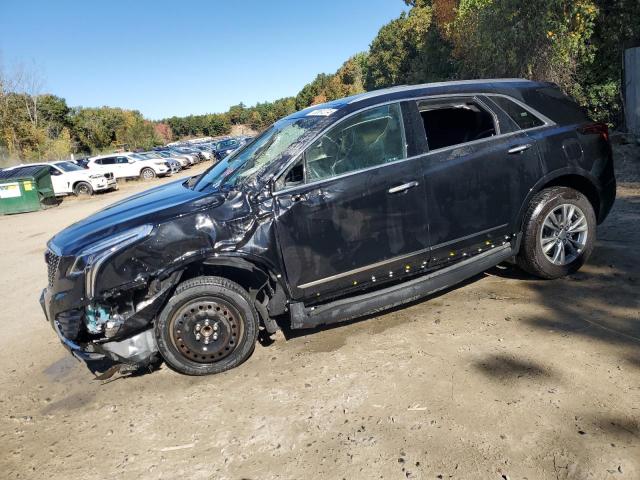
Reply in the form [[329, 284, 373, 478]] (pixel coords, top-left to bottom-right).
[[598, 177, 616, 223]]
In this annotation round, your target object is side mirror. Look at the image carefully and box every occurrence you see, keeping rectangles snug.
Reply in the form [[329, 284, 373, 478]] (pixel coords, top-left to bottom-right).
[[283, 163, 304, 187], [254, 185, 272, 203]]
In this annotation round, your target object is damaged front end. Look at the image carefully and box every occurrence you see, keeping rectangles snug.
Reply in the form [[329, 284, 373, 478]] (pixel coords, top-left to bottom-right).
[[40, 227, 185, 373]]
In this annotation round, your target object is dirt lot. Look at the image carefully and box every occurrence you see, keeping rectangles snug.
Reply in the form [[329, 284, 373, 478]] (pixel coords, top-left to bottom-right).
[[1, 147, 639, 480]]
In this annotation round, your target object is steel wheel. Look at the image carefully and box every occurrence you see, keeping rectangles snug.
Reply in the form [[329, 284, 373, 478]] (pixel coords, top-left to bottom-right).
[[155, 276, 259, 375], [539, 203, 588, 266], [169, 298, 244, 363]]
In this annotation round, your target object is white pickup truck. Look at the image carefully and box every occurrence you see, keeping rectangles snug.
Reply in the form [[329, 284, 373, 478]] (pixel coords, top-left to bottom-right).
[[4, 161, 117, 196]]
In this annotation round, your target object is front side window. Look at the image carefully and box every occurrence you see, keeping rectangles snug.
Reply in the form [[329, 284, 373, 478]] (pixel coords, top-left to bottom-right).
[[303, 103, 406, 183], [117, 156, 131, 164], [490, 96, 545, 130], [418, 98, 496, 151]]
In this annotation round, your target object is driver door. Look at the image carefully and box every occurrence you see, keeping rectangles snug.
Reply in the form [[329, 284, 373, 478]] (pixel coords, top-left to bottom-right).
[[274, 103, 430, 301], [47, 166, 67, 194]]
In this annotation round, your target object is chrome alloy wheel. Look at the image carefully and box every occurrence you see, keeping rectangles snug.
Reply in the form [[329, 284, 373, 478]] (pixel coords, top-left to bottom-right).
[[539, 203, 589, 266]]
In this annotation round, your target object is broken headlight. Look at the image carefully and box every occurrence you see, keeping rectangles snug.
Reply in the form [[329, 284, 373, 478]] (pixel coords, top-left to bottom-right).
[[69, 225, 154, 298]]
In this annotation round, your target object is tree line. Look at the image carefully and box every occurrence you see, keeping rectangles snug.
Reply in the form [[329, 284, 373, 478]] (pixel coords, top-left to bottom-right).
[[1, 0, 638, 163]]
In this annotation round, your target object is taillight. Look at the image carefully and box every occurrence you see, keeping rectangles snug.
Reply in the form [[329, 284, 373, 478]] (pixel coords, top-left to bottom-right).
[[579, 122, 609, 142]]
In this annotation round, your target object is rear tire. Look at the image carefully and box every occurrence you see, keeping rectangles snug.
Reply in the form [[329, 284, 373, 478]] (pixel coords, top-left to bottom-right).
[[140, 167, 156, 180], [517, 186, 596, 279], [155, 276, 259, 376], [73, 181, 93, 196]]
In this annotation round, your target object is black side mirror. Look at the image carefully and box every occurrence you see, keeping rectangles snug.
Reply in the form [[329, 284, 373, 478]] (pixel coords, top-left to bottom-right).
[[284, 163, 304, 187]]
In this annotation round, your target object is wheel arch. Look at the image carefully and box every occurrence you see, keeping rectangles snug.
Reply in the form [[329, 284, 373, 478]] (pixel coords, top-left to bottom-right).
[[516, 168, 602, 231], [71, 179, 93, 194], [176, 255, 289, 333], [72, 179, 91, 189]]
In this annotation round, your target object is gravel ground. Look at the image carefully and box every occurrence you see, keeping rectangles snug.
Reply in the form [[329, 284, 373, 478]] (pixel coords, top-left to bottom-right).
[[0, 148, 638, 480]]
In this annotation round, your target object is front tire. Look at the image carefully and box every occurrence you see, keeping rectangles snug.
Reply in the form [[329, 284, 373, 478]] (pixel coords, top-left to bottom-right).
[[140, 167, 156, 180], [517, 186, 596, 279], [73, 181, 93, 196], [155, 276, 259, 376]]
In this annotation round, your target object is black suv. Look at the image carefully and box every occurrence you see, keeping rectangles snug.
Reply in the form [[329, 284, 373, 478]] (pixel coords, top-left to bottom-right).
[[41, 79, 616, 376]]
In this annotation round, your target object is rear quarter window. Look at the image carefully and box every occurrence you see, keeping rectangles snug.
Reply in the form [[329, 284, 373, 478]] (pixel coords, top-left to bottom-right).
[[489, 96, 545, 130], [519, 86, 589, 125]]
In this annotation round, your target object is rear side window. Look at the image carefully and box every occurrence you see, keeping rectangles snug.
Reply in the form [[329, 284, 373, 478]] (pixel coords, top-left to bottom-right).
[[490, 96, 544, 130], [100, 157, 117, 165], [417, 99, 496, 151], [303, 103, 406, 182]]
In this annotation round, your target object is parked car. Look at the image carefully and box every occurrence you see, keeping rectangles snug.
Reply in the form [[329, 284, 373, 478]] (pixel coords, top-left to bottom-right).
[[212, 138, 241, 160], [156, 147, 199, 165], [132, 153, 181, 173], [87, 152, 171, 180], [4, 160, 116, 196], [191, 144, 215, 160], [41, 79, 615, 377], [152, 150, 191, 169]]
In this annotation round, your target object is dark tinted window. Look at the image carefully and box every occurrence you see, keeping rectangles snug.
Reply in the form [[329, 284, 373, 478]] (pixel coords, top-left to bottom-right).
[[520, 86, 588, 125], [491, 96, 544, 130], [100, 157, 117, 165], [418, 99, 496, 151]]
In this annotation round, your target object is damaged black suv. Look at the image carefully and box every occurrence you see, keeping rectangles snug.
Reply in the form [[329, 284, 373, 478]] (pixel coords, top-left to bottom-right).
[[41, 79, 616, 376]]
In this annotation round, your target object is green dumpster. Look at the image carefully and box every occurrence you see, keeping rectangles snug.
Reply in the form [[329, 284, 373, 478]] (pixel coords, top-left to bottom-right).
[[0, 165, 56, 215]]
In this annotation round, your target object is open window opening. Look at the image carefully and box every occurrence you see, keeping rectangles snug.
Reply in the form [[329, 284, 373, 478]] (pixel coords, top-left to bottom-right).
[[418, 99, 497, 151]]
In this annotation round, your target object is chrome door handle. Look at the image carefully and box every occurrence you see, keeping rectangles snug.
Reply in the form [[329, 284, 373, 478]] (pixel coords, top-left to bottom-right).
[[388, 181, 419, 194], [508, 144, 532, 154]]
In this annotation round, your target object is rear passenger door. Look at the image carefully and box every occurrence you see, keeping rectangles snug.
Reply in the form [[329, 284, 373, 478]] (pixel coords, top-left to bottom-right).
[[47, 166, 68, 194], [409, 95, 543, 266]]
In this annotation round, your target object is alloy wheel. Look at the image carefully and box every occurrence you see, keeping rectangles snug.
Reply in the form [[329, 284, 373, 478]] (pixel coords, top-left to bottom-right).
[[539, 203, 588, 266]]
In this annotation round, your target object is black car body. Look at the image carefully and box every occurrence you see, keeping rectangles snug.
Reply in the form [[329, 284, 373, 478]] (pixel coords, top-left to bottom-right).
[[41, 79, 615, 375]]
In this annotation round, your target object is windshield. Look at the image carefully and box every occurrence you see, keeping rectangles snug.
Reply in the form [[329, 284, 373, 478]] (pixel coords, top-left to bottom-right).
[[131, 154, 146, 160], [194, 116, 321, 191], [56, 161, 84, 172]]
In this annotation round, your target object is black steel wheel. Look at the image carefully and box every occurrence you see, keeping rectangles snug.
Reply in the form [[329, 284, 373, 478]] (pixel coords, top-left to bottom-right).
[[155, 276, 258, 375]]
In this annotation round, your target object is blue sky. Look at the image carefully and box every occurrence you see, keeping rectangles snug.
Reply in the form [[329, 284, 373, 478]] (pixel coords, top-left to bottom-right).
[[0, 1, 407, 119]]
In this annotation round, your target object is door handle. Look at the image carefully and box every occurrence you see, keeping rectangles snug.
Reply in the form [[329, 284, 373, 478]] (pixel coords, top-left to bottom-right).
[[508, 144, 532, 154], [388, 181, 419, 194]]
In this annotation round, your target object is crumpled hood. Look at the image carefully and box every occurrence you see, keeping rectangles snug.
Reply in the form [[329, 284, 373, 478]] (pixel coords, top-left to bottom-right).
[[50, 179, 225, 256]]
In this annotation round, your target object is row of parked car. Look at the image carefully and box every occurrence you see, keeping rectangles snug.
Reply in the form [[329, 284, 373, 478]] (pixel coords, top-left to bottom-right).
[[1, 135, 253, 197]]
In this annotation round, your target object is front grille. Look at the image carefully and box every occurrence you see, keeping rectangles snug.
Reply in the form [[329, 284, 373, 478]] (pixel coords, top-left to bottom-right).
[[45, 249, 60, 288]]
